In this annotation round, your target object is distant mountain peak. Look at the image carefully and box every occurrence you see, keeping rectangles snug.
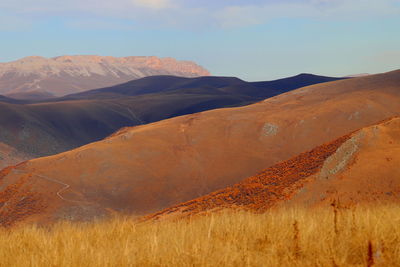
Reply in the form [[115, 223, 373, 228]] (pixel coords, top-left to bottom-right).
[[19, 56, 47, 61], [0, 55, 210, 97]]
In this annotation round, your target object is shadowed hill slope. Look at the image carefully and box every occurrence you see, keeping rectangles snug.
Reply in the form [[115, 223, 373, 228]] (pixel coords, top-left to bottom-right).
[[0, 95, 24, 104], [5, 90, 55, 101], [0, 74, 341, 166], [56, 73, 344, 101], [251, 73, 343, 93], [148, 117, 400, 220], [0, 70, 399, 226]]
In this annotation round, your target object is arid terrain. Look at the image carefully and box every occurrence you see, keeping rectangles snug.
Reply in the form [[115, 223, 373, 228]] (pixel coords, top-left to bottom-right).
[[0, 70, 399, 226]]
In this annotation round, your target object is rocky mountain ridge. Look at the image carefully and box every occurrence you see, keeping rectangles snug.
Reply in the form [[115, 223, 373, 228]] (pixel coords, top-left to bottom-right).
[[0, 55, 210, 96]]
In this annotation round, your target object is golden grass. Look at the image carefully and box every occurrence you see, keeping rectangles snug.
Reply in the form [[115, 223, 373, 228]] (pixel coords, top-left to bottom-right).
[[1, 205, 400, 266]]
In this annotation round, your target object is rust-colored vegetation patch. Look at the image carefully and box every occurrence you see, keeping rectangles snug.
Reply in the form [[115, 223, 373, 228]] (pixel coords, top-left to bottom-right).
[[149, 134, 352, 220], [0, 166, 16, 181], [0, 174, 47, 227]]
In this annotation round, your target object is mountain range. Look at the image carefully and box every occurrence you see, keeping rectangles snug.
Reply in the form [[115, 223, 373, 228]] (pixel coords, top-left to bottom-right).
[[0, 55, 210, 98]]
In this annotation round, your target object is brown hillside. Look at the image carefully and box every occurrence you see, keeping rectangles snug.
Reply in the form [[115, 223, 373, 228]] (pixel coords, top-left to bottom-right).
[[148, 117, 400, 220], [0, 70, 399, 226]]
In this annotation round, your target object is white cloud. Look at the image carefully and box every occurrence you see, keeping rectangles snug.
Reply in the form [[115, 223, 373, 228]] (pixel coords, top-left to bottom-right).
[[132, 0, 173, 9], [0, 0, 399, 30], [218, 0, 400, 28], [217, 3, 315, 28]]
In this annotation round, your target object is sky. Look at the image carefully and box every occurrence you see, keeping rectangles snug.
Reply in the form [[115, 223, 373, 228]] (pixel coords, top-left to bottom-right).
[[0, 0, 399, 81]]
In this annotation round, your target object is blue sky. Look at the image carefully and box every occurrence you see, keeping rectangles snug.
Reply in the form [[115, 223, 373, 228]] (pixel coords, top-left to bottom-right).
[[0, 0, 399, 80]]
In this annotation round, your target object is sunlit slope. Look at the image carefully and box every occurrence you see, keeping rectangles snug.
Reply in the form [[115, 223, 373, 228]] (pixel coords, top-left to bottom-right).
[[0, 70, 399, 225], [287, 117, 400, 207], [149, 117, 400, 220]]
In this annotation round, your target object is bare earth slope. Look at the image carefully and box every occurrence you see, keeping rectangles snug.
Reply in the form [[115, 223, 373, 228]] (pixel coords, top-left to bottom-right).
[[0, 70, 399, 226], [149, 117, 400, 220], [0, 55, 210, 96]]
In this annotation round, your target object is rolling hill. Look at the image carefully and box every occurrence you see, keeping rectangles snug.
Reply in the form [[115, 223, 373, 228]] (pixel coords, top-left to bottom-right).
[[5, 90, 55, 101], [0, 95, 24, 104], [0, 74, 342, 167], [56, 73, 344, 101], [0, 70, 398, 226]]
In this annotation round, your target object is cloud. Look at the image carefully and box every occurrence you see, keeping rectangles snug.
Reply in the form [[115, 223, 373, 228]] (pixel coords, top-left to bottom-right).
[[132, 0, 173, 9], [0, 12, 32, 31], [0, 0, 399, 30], [217, 0, 400, 28], [65, 18, 137, 31]]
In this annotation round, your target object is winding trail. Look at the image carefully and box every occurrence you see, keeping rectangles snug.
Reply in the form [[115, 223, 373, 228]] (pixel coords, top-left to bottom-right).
[[13, 169, 91, 204]]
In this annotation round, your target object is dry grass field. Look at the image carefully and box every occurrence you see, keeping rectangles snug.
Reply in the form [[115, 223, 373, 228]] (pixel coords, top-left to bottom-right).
[[0, 205, 399, 267]]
